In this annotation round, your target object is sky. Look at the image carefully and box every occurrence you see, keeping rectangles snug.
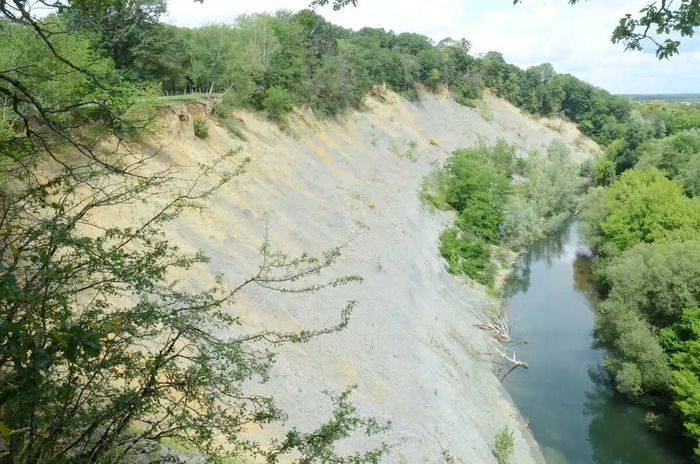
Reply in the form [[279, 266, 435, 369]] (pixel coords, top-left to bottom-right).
[[163, 0, 700, 95]]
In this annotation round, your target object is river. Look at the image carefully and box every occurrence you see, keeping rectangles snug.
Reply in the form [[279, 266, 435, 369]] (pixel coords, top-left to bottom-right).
[[502, 220, 689, 464]]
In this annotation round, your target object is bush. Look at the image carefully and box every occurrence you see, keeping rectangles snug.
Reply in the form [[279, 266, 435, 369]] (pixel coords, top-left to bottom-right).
[[263, 86, 294, 122], [604, 241, 700, 328], [434, 143, 513, 240], [193, 119, 208, 138], [593, 157, 616, 186], [439, 228, 495, 286], [500, 140, 580, 246], [426, 140, 582, 284], [499, 196, 540, 247], [596, 301, 672, 397], [492, 427, 515, 464]]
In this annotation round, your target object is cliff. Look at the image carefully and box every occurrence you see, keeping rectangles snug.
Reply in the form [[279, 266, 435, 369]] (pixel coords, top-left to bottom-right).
[[121, 89, 597, 463]]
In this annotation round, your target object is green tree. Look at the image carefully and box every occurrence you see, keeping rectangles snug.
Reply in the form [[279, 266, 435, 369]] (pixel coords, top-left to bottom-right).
[[501, 140, 580, 246], [660, 309, 700, 457], [62, 0, 169, 73], [604, 241, 700, 328], [263, 86, 294, 122], [580, 168, 700, 257], [636, 129, 700, 196]]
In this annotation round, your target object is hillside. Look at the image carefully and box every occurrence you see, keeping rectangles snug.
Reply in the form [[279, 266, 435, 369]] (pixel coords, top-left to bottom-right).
[[107, 89, 597, 463]]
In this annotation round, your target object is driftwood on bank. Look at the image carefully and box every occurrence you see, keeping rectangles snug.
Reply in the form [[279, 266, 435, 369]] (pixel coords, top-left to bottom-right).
[[496, 349, 529, 381], [470, 306, 528, 381], [470, 306, 512, 342]]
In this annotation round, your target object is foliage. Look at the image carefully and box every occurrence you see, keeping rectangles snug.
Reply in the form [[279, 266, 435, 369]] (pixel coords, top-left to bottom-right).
[[426, 140, 582, 284], [423, 143, 511, 285], [660, 309, 700, 458], [596, 300, 671, 397], [439, 228, 495, 286], [592, 157, 617, 186], [193, 119, 208, 138], [263, 86, 294, 122], [580, 168, 700, 258], [593, 241, 700, 398], [604, 241, 700, 328], [492, 427, 515, 464], [501, 140, 581, 247], [421, 143, 513, 285], [636, 129, 700, 196], [582, 160, 700, 455], [49, 4, 644, 144]]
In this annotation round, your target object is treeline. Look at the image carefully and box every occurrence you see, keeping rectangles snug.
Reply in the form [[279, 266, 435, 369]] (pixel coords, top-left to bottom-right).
[[41, 0, 643, 137], [580, 101, 700, 456]]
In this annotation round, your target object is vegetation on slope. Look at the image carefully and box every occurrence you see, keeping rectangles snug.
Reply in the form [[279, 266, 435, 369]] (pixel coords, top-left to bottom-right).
[[423, 140, 582, 287]]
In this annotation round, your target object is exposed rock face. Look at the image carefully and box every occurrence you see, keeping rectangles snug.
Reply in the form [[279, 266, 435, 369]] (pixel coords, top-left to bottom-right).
[[138, 91, 596, 463]]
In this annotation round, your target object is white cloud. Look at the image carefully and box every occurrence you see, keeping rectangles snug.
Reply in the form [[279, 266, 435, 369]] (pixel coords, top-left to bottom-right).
[[163, 0, 700, 94]]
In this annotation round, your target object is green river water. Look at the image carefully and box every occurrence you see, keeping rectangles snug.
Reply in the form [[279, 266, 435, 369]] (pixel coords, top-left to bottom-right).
[[502, 220, 690, 464]]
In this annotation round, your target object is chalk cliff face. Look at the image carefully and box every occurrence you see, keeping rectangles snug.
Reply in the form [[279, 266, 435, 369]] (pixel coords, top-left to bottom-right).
[[134, 90, 596, 463]]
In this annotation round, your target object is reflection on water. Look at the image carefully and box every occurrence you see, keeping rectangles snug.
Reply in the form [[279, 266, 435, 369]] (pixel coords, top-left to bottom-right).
[[502, 221, 689, 464]]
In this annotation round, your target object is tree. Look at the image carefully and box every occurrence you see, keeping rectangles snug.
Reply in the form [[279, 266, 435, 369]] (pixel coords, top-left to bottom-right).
[[186, 24, 240, 92], [636, 129, 700, 196], [659, 309, 700, 458], [310, 0, 358, 10], [1, 2, 387, 462], [605, 241, 700, 328], [580, 168, 700, 257], [62, 0, 168, 70]]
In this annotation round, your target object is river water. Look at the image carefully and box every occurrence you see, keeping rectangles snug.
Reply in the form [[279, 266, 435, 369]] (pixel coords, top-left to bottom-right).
[[502, 220, 689, 464]]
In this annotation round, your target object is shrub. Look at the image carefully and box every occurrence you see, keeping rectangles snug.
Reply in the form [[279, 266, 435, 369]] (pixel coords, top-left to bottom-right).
[[262, 86, 293, 122], [219, 118, 247, 141], [593, 157, 616, 186], [193, 119, 208, 138], [499, 196, 540, 247], [500, 140, 580, 246], [439, 228, 495, 286], [492, 427, 515, 464]]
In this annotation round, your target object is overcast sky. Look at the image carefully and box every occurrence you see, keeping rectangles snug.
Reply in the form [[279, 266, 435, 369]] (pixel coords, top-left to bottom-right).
[[164, 0, 700, 95]]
